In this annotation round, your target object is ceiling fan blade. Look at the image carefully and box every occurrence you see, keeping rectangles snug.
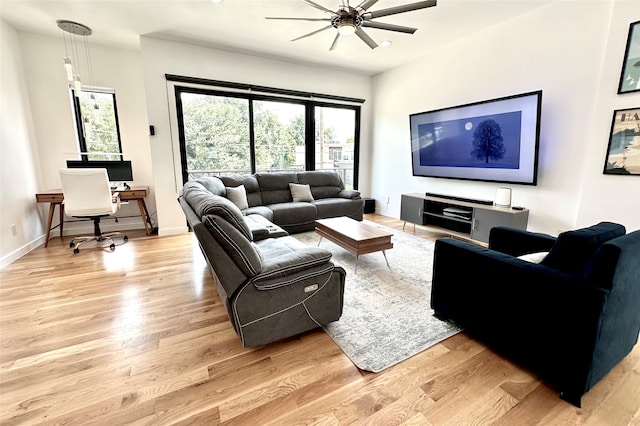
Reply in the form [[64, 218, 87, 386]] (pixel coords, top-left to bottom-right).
[[362, 21, 417, 34], [266, 17, 331, 22], [330, 33, 341, 51], [356, 0, 379, 12], [355, 28, 378, 49], [364, 0, 436, 19], [291, 25, 333, 42], [301, 0, 337, 15]]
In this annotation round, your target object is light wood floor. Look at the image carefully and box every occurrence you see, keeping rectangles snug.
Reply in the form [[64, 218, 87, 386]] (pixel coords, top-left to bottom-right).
[[1, 215, 638, 425]]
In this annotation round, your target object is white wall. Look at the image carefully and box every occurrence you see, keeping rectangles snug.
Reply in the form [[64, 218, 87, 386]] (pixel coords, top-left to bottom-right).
[[0, 20, 45, 268], [371, 0, 640, 235], [576, 0, 640, 229], [16, 32, 155, 237], [139, 36, 373, 235]]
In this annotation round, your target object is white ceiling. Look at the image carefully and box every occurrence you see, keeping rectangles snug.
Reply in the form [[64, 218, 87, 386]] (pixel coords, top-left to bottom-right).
[[0, 0, 552, 75]]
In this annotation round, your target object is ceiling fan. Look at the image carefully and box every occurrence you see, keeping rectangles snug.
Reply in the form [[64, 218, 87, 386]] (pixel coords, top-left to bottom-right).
[[266, 0, 437, 51]]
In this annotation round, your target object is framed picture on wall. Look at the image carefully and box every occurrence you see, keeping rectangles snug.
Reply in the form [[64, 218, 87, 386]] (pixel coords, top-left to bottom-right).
[[618, 20, 640, 94], [603, 108, 640, 175]]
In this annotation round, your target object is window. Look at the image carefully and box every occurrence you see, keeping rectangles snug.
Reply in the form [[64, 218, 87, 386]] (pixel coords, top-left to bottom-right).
[[71, 88, 123, 161], [329, 147, 342, 161], [315, 106, 357, 189], [179, 92, 251, 178], [253, 100, 305, 173], [175, 83, 361, 189]]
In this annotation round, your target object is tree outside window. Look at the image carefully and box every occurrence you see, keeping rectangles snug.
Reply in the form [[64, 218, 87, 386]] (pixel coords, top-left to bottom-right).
[[180, 93, 251, 177], [253, 100, 305, 173]]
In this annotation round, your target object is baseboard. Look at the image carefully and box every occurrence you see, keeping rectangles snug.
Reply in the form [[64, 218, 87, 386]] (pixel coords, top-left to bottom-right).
[[0, 235, 46, 270], [159, 226, 189, 237], [373, 209, 399, 219]]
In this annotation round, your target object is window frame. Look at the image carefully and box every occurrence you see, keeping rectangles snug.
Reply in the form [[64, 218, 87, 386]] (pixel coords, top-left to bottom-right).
[[70, 87, 124, 162], [311, 102, 361, 189], [174, 85, 361, 189]]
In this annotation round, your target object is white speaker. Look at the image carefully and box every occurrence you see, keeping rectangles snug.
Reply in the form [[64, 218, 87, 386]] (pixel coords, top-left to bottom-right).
[[494, 187, 512, 207]]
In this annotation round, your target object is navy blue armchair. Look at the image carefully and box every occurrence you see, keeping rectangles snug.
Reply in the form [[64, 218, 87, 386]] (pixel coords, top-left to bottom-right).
[[431, 222, 640, 407]]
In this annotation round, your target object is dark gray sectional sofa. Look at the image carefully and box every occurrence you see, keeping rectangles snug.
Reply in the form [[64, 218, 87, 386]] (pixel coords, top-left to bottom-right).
[[218, 170, 363, 233], [177, 170, 362, 346]]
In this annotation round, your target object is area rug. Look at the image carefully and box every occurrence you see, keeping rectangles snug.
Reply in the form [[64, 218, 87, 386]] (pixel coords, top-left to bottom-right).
[[293, 221, 463, 373]]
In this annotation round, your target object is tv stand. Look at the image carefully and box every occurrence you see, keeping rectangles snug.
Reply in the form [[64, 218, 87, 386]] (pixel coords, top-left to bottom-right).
[[401, 193, 529, 243]]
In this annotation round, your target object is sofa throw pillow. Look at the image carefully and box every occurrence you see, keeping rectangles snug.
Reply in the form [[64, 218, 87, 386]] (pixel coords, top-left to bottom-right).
[[289, 183, 314, 202], [338, 189, 361, 199], [540, 221, 626, 276], [226, 185, 249, 210], [517, 251, 549, 263]]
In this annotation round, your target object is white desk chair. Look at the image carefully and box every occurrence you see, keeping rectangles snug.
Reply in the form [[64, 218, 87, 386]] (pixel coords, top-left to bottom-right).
[[59, 168, 128, 253]]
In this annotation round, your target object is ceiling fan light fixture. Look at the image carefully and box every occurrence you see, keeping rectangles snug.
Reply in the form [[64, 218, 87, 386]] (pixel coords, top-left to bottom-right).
[[268, 0, 436, 50], [380, 40, 392, 47], [338, 21, 356, 36]]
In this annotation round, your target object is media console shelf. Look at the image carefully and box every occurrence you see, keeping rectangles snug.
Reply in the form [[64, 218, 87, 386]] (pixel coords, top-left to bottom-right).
[[400, 193, 529, 243]]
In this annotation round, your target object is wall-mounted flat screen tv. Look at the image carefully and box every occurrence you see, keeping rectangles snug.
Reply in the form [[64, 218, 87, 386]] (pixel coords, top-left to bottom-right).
[[410, 90, 542, 185]]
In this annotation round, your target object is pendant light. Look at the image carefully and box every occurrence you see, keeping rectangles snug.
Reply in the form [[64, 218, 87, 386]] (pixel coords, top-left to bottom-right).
[[57, 20, 94, 94]]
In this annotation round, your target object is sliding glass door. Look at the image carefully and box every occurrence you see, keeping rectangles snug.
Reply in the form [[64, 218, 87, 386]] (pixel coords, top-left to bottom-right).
[[175, 86, 360, 189], [314, 106, 357, 189]]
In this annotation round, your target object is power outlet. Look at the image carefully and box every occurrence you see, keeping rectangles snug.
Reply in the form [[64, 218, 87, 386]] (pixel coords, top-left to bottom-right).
[[10, 224, 17, 236]]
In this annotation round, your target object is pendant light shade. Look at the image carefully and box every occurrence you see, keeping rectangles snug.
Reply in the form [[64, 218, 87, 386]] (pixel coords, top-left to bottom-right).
[[73, 76, 82, 92], [63, 58, 74, 81]]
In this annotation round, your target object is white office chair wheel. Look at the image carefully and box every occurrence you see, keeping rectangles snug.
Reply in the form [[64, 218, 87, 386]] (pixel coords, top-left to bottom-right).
[[109, 243, 116, 251], [73, 248, 80, 254], [124, 235, 128, 242], [70, 242, 76, 248]]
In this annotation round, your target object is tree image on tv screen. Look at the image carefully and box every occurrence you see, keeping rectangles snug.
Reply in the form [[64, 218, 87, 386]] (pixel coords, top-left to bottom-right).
[[470, 119, 506, 163]]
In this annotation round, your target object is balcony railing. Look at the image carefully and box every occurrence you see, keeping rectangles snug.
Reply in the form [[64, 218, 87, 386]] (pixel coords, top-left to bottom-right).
[[187, 162, 354, 189], [187, 165, 304, 180]]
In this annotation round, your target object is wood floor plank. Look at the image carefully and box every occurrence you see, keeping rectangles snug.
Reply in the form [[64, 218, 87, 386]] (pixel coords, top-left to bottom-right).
[[421, 349, 519, 424], [1, 218, 638, 425], [355, 387, 435, 426], [271, 337, 480, 425], [220, 360, 360, 425], [491, 383, 566, 425], [445, 387, 520, 426]]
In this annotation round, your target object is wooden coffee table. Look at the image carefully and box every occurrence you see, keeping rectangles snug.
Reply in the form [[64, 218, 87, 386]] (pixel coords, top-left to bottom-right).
[[315, 217, 393, 272]]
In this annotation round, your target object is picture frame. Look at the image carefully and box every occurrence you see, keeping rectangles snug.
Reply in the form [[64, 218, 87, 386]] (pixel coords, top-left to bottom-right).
[[603, 108, 640, 175], [617, 20, 640, 94]]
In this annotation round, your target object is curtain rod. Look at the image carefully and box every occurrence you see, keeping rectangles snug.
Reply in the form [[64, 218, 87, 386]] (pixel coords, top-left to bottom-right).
[[165, 74, 365, 104]]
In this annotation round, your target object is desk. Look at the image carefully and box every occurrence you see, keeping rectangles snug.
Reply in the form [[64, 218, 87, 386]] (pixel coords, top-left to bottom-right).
[[36, 186, 151, 247]]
